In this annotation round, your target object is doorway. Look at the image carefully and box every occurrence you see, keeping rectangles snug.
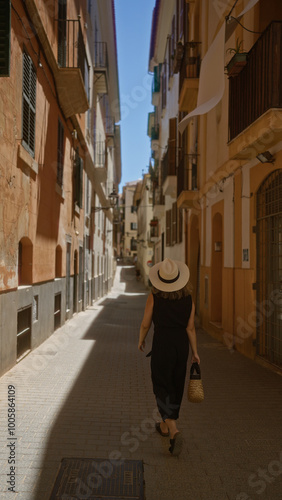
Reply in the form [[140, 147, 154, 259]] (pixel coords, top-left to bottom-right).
[[256, 170, 282, 367]]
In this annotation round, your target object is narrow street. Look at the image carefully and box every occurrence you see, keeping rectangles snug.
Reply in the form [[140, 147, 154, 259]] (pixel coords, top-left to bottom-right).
[[0, 265, 281, 500]]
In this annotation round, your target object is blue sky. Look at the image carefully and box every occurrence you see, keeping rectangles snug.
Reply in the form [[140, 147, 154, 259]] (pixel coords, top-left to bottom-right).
[[114, 0, 156, 189]]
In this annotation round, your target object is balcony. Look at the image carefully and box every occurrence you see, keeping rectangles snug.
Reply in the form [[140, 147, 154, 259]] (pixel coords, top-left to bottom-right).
[[149, 223, 159, 243], [152, 64, 161, 106], [162, 147, 177, 197], [56, 19, 89, 118], [94, 141, 107, 182], [229, 22, 282, 159], [153, 186, 165, 219], [105, 115, 115, 146], [179, 42, 201, 112], [177, 154, 199, 209], [94, 42, 108, 95]]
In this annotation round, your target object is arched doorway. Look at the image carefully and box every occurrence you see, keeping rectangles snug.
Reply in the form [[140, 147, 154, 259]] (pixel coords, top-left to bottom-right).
[[256, 170, 282, 368], [211, 213, 223, 325]]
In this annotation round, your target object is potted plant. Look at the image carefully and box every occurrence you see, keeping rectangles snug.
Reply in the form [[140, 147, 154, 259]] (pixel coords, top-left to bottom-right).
[[226, 38, 248, 77], [150, 218, 158, 227]]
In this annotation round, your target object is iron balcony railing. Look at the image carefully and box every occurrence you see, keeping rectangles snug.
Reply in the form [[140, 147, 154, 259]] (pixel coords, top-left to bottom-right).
[[161, 146, 176, 185], [179, 42, 201, 92], [229, 21, 282, 141], [152, 64, 161, 93], [105, 116, 115, 136], [177, 154, 198, 197], [94, 141, 106, 167], [57, 19, 89, 91], [94, 42, 108, 69]]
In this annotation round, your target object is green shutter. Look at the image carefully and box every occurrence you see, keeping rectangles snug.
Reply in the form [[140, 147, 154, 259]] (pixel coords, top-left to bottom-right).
[[0, 0, 11, 76]]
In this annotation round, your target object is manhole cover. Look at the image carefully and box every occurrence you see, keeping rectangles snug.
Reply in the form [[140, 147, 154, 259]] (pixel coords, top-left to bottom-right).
[[49, 458, 144, 499]]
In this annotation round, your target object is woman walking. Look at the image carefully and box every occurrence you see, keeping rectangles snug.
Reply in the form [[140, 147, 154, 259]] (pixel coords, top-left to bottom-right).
[[138, 258, 200, 456]]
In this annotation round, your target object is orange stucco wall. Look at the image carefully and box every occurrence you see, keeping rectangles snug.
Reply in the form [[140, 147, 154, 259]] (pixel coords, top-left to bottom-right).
[[0, 0, 85, 291]]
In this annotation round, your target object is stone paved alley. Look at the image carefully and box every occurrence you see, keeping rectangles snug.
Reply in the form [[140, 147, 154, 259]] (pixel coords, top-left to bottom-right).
[[0, 265, 281, 500]]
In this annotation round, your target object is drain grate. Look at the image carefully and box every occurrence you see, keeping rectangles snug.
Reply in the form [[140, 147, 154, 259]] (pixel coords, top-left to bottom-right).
[[49, 458, 144, 500]]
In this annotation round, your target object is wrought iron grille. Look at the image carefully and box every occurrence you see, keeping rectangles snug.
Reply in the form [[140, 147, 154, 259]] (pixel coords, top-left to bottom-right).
[[256, 169, 282, 367]]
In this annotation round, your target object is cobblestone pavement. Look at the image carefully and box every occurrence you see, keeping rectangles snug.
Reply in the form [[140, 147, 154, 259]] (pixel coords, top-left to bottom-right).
[[0, 265, 282, 500]]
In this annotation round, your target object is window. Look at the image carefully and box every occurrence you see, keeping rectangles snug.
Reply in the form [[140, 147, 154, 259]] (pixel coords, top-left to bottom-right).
[[17, 307, 31, 360], [178, 208, 183, 244], [131, 238, 137, 252], [169, 16, 176, 76], [166, 209, 172, 247], [131, 222, 137, 230], [161, 59, 167, 110], [79, 246, 83, 301], [74, 148, 83, 208], [0, 0, 11, 76], [18, 238, 33, 286], [172, 202, 177, 246], [58, 0, 67, 67], [22, 50, 36, 157], [57, 119, 64, 186]]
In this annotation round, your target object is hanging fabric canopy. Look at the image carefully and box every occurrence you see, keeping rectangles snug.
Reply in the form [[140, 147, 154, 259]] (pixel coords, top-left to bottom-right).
[[178, 0, 259, 134]]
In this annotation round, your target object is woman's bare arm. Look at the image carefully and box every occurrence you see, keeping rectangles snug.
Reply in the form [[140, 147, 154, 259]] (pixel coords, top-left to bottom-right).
[[138, 293, 154, 352], [186, 301, 200, 363]]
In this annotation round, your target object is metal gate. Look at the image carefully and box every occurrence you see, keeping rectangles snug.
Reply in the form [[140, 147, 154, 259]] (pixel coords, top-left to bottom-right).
[[256, 170, 282, 368]]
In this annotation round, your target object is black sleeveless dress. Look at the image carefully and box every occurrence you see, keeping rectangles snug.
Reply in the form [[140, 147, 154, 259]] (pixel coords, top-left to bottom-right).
[[151, 294, 192, 421]]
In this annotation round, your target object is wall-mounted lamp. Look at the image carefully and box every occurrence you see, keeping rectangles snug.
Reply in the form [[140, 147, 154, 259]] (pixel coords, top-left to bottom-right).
[[92, 189, 119, 212], [256, 151, 275, 164]]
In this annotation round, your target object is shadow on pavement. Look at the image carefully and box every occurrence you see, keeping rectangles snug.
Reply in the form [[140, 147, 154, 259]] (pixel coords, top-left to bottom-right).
[[32, 266, 154, 499]]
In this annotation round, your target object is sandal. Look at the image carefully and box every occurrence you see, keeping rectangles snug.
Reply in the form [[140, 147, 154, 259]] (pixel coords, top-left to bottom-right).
[[155, 422, 169, 437], [169, 432, 183, 456]]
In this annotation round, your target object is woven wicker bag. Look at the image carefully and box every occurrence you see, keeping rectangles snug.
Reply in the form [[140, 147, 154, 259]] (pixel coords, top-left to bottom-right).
[[187, 362, 204, 403]]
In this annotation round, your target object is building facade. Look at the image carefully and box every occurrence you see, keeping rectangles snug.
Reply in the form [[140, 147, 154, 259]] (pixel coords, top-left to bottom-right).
[[133, 174, 154, 285], [120, 181, 138, 260], [148, 0, 282, 371], [0, 0, 121, 376]]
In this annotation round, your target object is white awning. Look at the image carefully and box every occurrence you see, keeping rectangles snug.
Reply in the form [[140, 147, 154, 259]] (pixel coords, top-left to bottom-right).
[[178, 0, 260, 134]]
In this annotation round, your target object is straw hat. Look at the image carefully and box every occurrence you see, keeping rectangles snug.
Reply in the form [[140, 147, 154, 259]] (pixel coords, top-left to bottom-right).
[[149, 258, 190, 292]]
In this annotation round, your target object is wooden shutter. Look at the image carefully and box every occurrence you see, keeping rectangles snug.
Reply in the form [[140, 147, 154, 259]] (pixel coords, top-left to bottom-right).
[[57, 119, 64, 186], [168, 117, 177, 175], [179, 0, 184, 40], [178, 208, 183, 244], [75, 149, 83, 208], [0, 0, 11, 76], [172, 202, 177, 246], [166, 209, 171, 247], [162, 60, 167, 109], [22, 51, 36, 157]]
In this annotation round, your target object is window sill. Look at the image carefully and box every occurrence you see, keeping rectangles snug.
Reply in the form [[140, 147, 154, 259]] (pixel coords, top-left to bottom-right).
[[18, 144, 38, 174]]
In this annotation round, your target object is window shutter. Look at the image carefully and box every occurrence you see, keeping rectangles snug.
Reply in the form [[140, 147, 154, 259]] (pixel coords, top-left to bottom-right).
[[166, 209, 171, 247], [22, 51, 36, 157], [172, 202, 177, 245], [162, 59, 167, 109], [0, 0, 11, 76], [57, 119, 64, 186], [178, 208, 183, 244], [75, 149, 83, 208], [168, 117, 177, 175]]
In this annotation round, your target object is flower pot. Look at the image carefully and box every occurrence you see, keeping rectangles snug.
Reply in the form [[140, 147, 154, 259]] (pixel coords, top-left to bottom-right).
[[226, 52, 248, 77]]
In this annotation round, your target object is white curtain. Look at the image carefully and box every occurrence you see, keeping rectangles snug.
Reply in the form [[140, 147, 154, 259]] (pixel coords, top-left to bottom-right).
[[178, 0, 260, 134]]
